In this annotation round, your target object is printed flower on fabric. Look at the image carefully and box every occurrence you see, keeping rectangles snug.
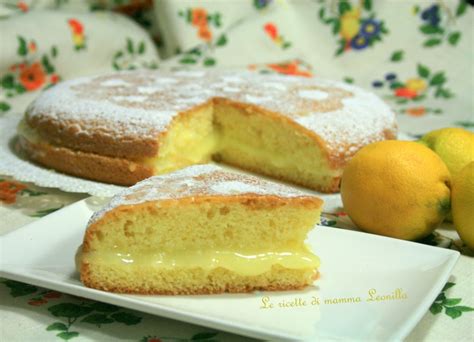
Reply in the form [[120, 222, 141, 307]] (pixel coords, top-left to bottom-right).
[[263, 23, 292, 49], [248, 59, 313, 77], [254, 0, 273, 10], [318, 0, 388, 56], [1, 1, 29, 13], [0, 179, 27, 204], [177, 7, 227, 67], [112, 38, 158, 70], [372, 64, 454, 115], [68, 19, 86, 50], [0, 36, 60, 114], [413, 1, 468, 47]]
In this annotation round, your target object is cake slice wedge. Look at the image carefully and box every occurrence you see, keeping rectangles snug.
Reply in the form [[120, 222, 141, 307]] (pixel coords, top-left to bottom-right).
[[77, 164, 323, 294]]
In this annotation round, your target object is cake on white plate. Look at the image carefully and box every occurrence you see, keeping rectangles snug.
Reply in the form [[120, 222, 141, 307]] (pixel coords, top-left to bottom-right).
[[77, 164, 323, 294]]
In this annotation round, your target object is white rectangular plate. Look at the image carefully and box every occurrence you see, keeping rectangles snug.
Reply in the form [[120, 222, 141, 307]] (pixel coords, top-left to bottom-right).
[[0, 199, 459, 341]]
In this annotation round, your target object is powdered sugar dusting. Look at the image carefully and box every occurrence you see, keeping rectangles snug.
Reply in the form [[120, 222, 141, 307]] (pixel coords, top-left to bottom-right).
[[298, 89, 328, 101], [210, 180, 266, 194], [27, 70, 396, 162], [245, 95, 274, 104], [101, 79, 130, 87], [89, 164, 316, 224], [113, 95, 147, 103]]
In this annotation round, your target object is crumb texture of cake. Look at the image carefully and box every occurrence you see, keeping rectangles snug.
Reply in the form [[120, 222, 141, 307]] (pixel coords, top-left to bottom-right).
[[79, 165, 323, 294], [20, 70, 397, 192]]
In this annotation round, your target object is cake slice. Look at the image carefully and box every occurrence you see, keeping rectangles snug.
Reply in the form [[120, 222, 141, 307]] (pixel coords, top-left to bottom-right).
[[77, 164, 322, 294]]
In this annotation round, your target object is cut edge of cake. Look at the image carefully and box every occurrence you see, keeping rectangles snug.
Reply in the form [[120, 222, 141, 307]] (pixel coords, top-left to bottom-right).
[[77, 164, 323, 295]]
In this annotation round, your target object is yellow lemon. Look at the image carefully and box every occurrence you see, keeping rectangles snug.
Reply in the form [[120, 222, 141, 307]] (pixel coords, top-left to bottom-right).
[[405, 78, 427, 92], [452, 162, 474, 249], [341, 140, 451, 241], [419, 127, 474, 177], [340, 8, 361, 41]]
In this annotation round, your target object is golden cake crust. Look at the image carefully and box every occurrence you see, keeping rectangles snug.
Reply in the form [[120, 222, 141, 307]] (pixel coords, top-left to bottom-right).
[[82, 194, 323, 254], [80, 263, 319, 295], [18, 136, 153, 185], [20, 70, 397, 192]]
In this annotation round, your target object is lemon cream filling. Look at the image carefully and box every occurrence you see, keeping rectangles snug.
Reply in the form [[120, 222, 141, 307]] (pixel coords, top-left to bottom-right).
[[143, 104, 219, 174], [17, 119, 43, 144], [80, 247, 320, 276]]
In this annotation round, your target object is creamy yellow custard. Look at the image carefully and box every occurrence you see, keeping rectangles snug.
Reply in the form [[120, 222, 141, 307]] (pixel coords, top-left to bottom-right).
[[79, 246, 319, 277]]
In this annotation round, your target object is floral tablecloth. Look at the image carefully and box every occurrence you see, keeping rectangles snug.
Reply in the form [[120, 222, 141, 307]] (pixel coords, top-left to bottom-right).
[[1, 0, 473, 341]]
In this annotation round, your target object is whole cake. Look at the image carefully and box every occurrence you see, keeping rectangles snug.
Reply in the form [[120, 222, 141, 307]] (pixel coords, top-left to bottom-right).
[[77, 164, 323, 294], [18, 70, 397, 193]]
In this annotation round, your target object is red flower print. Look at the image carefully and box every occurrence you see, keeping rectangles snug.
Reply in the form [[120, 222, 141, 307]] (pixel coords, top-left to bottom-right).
[[0, 180, 27, 204], [28, 41, 37, 53], [17, 1, 28, 12], [28, 299, 48, 306], [43, 291, 62, 299], [198, 25, 212, 42], [395, 87, 418, 99], [50, 74, 60, 84], [268, 61, 312, 77], [19, 62, 46, 91], [406, 106, 426, 117], [264, 23, 278, 40], [192, 8, 208, 27], [68, 19, 84, 34], [68, 19, 86, 49]]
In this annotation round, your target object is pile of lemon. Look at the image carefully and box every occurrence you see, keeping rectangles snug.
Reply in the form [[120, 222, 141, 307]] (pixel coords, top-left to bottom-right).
[[341, 127, 474, 249]]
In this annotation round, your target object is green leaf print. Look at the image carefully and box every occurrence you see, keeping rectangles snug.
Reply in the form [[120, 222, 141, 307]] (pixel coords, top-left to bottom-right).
[[29, 206, 63, 218], [430, 303, 443, 314], [90, 302, 119, 313], [453, 306, 474, 312], [430, 282, 474, 319], [17, 36, 28, 56], [81, 313, 114, 326], [455, 121, 474, 128], [192, 332, 218, 340], [56, 331, 79, 340], [42, 55, 55, 74], [48, 303, 94, 319], [442, 298, 462, 306], [0, 101, 11, 113], [126, 38, 134, 54], [2, 74, 15, 89], [445, 307, 462, 319], [420, 24, 443, 34], [430, 72, 446, 86], [417, 64, 430, 78], [343, 77, 354, 84], [216, 34, 227, 46], [424, 38, 442, 47], [110, 312, 142, 325], [46, 322, 68, 331], [3, 280, 38, 297], [179, 57, 197, 64], [390, 50, 404, 62], [338, 1, 351, 15], [20, 188, 47, 197], [203, 57, 216, 66], [362, 0, 372, 11], [456, 0, 467, 17], [138, 41, 146, 54], [448, 32, 461, 46]]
